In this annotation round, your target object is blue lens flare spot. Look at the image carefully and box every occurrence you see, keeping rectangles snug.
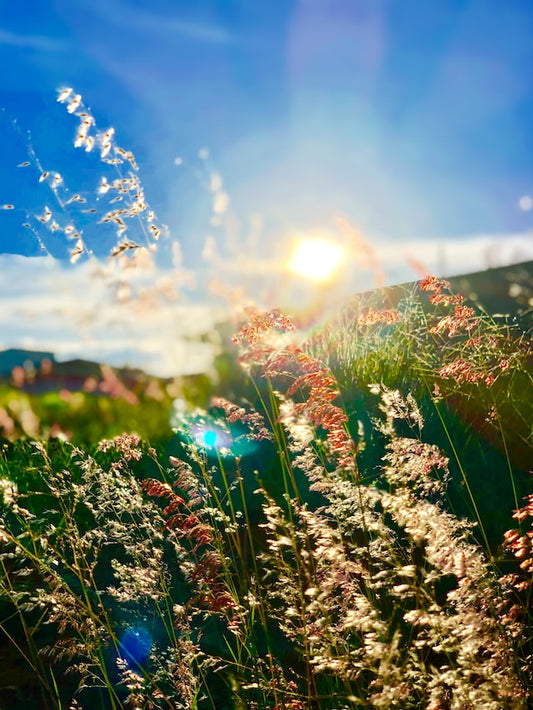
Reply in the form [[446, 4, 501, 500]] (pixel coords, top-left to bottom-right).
[[202, 429, 218, 447], [119, 626, 152, 668], [189, 422, 231, 451]]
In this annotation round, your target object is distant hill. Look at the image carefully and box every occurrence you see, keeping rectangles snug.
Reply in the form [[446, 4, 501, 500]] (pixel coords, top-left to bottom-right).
[[444, 260, 532, 320], [0, 349, 56, 378], [359, 260, 532, 329], [0, 348, 170, 396]]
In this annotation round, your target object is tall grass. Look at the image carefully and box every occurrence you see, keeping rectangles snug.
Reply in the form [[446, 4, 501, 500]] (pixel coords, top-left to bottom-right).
[[1, 278, 532, 708], [0, 90, 532, 708]]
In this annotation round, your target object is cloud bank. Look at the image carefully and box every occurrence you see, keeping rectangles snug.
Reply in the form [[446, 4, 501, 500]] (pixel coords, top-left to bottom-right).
[[0, 254, 225, 378]]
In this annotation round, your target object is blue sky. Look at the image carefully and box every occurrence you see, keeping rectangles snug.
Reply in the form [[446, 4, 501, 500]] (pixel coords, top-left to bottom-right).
[[0, 0, 532, 373], [1, 0, 532, 262]]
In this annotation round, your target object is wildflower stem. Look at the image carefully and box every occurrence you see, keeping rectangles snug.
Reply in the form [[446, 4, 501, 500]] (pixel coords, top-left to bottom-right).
[[431, 398, 491, 555]]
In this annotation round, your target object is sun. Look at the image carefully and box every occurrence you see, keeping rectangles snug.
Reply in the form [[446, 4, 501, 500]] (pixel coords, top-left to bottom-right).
[[288, 235, 345, 283]]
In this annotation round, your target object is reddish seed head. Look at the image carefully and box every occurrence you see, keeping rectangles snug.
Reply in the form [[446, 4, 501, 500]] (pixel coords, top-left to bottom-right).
[[420, 275, 450, 293], [357, 308, 401, 326]]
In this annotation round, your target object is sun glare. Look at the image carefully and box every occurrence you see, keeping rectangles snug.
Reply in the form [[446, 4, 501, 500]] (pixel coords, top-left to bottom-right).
[[289, 236, 345, 283]]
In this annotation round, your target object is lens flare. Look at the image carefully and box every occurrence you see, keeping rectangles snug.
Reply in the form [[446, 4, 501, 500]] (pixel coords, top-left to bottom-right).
[[189, 421, 232, 452], [201, 429, 218, 447], [119, 626, 152, 668]]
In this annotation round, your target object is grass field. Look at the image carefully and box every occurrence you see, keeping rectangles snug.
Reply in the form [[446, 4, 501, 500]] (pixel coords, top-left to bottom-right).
[[0, 271, 532, 709]]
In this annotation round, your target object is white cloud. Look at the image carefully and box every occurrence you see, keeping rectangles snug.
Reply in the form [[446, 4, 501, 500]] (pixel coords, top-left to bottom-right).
[[0, 255, 226, 378], [373, 232, 533, 281]]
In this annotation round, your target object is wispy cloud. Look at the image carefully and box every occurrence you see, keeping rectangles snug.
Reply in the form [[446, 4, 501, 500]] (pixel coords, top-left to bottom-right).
[[0, 28, 67, 52], [76, 0, 235, 45], [151, 16, 234, 44]]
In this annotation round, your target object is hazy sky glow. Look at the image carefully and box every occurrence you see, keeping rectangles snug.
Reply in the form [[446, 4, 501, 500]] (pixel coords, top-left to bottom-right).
[[0, 0, 532, 373]]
